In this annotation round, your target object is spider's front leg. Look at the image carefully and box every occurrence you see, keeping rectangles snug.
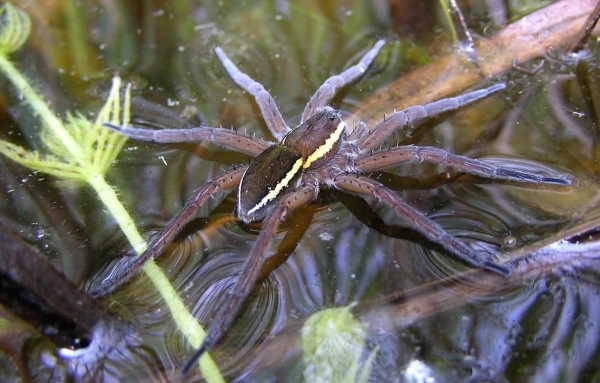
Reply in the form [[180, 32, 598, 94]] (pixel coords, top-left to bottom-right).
[[301, 39, 386, 122], [103, 123, 270, 156], [89, 166, 248, 298], [333, 174, 511, 275], [358, 83, 506, 151], [182, 185, 317, 375], [215, 47, 291, 141]]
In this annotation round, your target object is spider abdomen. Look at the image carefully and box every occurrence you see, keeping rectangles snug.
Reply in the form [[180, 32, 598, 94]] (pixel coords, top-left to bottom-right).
[[237, 145, 303, 223], [282, 106, 346, 169]]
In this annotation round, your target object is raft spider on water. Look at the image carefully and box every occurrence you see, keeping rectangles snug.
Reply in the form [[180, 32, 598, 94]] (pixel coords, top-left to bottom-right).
[[100, 39, 573, 374]]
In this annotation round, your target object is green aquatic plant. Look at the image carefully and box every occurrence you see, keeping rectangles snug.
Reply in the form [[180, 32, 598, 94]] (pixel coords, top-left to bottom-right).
[[302, 304, 378, 383], [0, 3, 223, 382]]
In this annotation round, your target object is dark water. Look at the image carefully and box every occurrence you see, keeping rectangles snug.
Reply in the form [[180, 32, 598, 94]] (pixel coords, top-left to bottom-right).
[[1, 1, 599, 382]]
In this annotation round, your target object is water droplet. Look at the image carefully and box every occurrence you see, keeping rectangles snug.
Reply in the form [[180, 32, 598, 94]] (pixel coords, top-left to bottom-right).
[[319, 232, 333, 241], [35, 227, 45, 239], [504, 236, 517, 247]]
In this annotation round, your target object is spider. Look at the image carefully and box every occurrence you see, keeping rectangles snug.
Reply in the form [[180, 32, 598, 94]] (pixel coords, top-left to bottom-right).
[[101, 39, 572, 374]]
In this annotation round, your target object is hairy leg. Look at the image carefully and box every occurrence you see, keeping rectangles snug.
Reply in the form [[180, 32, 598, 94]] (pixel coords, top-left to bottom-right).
[[182, 185, 316, 375], [355, 145, 573, 186], [333, 174, 511, 275], [89, 166, 247, 298], [104, 123, 270, 156], [301, 39, 386, 122], [215, 47, 290, 141], [358, 83, 506, 152]]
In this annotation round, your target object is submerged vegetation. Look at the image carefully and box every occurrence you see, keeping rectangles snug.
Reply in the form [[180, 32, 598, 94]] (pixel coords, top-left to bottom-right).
[[0, 3, 222, 381], [0, 0, 599, 381]]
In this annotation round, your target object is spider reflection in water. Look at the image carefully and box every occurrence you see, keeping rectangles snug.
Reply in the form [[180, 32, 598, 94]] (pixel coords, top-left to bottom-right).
[[102, 40, 572, 374]]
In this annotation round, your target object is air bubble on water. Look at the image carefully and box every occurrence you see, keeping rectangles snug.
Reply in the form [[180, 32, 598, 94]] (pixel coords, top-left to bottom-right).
[[319, 232, 333, 241], [35, 227, 46, 239], [504, 236, 517, 247], [403, 359, 436, 383], [183, 281, 194, 293]]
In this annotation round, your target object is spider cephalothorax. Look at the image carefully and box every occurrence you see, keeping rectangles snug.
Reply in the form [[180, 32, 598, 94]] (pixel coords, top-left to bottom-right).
[[98, 39, 572, 374]]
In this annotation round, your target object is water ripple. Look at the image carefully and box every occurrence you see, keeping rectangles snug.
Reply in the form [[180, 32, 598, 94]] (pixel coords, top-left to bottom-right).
[[175, 249, 280, 378]]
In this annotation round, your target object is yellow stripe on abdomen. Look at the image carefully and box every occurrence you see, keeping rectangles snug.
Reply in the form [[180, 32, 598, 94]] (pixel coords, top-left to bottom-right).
[[247, 158, 304, 215], [303, 121, 346, 169]]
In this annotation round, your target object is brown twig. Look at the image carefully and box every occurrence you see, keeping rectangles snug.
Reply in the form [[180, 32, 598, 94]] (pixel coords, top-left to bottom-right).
[[0, 222, 118, 347], [568, 0, 600, 53], [350, 0, 599, 126]]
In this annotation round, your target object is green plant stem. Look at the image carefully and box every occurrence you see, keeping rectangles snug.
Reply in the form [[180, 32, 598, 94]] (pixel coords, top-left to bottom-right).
[[143, 261, 224, 382], [0, 52, 224, 382], [65, 0, 95, 76], [89, 174, 225, 381], [83, 150, 224, 382], [87, 174, 223, 381], [0, 55, 84, 162], [87, 173, 147, 254]]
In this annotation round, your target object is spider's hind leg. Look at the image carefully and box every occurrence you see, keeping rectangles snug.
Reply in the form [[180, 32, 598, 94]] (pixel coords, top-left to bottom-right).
[[333, 174, 511, 275], [89, 166, 248, 298], [301, 39, 386, 122], [215, 47, 291, 141], [182, 185, 317, 375]]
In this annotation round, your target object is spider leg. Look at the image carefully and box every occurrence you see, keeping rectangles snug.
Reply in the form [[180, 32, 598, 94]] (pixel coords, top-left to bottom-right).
[[89, 166, 247, 298], [215, 47, 291, 141], [301, 40, 386, 122], [103, 123, 270, 156], [355, 146, 573, 185], [182, 185, 316, 376], [358, 83, 506, 152], [333, 174, 511, 275]]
